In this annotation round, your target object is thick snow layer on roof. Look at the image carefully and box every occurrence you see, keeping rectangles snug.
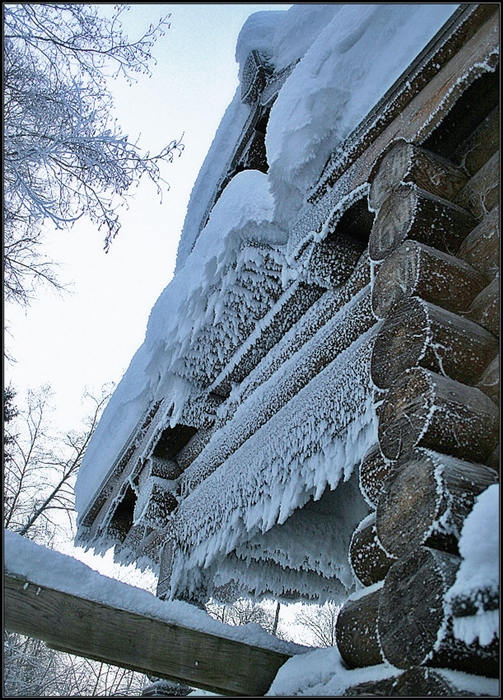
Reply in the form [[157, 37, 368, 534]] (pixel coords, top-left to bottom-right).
[[76, 4, 459, 535], [445, 484, 500, 647], [4, 530, 304, 657], [169, 328, 376, 598], [75, 170, 287, 516], [177, 3, 459, 267], [265, 3, 460, 225]]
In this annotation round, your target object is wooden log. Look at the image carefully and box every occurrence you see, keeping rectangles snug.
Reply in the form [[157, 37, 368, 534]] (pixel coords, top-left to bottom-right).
[[358, 443, 394, 507], [182, 288, 376, 492], [134, 477, 178, 529], [370, 297, 498, 389], [465, 276, 499, 337], [377, 367, 499, 464], [4, 572, 294, 697], [368, 139, 469, 211], [389, 666, 494, 697], [175, 428, 216, 471], [306, 232, 366, 289], [349, 512, 396, 587], [209, 281, 325, 399], [454, 150, 499, 219], [342, 675, 398, 696], [449, 584, 499, 619], [213, 250, 371, 415], [476, 355, 499, 405], [453, 105, 499, 176], [369, 184, 477, 263], [371, 240, 487, 319], [150, 456, 183, 480], [457, 204, 499, 281], [485, 444, 499, 472], [375, 449, 498, 559], [378, 546, 499, 677], [335, 586, 384, 669]]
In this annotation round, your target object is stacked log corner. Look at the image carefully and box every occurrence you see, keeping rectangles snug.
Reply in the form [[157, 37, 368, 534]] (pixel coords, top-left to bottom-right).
[[339, 136, 499, 692]]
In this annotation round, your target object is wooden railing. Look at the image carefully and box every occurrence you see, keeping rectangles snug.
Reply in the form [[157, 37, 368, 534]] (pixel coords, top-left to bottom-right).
[[4, 572, 294, 697]]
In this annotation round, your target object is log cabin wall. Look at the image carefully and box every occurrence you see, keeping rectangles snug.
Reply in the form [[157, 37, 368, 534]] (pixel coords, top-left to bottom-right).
[[337, 30, 499, 690]]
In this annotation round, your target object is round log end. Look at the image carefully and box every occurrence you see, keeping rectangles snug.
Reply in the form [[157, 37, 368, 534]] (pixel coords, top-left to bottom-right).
[[378, 546, 460, 669], [369, 186, 416, 262], [350, 512, 396, 586], [368, 139, 413, 212], [376, 455, 445, 559], [371, 240, 420, 319], [377, 367, 434, 461], [336, 587, 384, 669], [371, 297, 428, 389]]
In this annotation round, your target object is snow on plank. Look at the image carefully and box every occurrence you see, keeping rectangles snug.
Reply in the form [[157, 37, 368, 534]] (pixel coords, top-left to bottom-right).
[[4, 532, 305, 697]]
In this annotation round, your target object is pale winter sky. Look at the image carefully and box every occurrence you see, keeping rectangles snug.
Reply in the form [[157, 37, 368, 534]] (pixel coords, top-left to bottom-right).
[[4, 3, 291, 436]]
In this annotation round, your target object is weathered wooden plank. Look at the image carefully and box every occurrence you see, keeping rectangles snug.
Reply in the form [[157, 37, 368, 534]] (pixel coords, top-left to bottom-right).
[[375, 449, 498, 558], [370, 297, 498, 389], [368, 139, 468, 211], [457, 204, 499, 281], [378, 546, 499, 677], [369, 185, 477, 263], [335, 586, 384, 669], [377, 367, 499, 464], [4, 573, 293, 697], [349, 512, 396, 587], [371, 240, 487, 319]]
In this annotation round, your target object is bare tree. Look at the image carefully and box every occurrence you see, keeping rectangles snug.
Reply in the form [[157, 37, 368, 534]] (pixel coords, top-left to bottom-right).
[[295, 600, 341, 648], [3, 382, 156, 697], [3, 383, 112, 542], [206, 597, 279, 636], [4, 3, 184, 306], [3, 631, 149, 697]]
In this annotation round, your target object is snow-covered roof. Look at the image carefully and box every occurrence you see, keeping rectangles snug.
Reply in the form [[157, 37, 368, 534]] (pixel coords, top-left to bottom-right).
[[76, 2, 459, 516], [73, 3, 499, 640]]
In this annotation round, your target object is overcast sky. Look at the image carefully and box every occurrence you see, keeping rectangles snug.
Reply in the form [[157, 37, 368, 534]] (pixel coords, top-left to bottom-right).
[[5, 4, 291, 434]]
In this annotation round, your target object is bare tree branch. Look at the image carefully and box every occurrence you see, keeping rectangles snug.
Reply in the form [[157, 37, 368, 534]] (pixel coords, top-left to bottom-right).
[[3, 4, 184, 307], [3, 383, 113, 540]]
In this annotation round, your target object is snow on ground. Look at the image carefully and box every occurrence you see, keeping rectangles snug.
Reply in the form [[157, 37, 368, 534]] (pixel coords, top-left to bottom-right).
[[267, 645, 499, 697]]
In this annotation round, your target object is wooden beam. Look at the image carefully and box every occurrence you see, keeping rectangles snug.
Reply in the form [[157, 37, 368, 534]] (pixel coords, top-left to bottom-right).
[[4, 572, 293, 697]]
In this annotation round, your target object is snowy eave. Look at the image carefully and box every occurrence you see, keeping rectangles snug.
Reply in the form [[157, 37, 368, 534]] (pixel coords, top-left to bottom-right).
[[312, 3, 498, 200], [74, 3, 499, 609]]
